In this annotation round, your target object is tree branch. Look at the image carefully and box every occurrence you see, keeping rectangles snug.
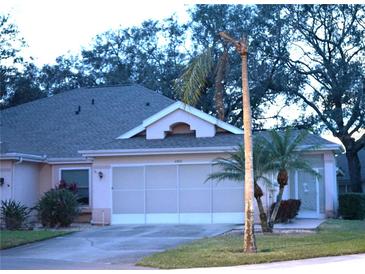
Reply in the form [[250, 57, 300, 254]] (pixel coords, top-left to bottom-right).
[[294, 91, 337, 134]]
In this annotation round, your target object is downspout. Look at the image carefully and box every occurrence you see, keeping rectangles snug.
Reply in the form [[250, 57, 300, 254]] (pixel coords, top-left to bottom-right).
[[15, 157, 23, 165], [10, 157, 23, 200]]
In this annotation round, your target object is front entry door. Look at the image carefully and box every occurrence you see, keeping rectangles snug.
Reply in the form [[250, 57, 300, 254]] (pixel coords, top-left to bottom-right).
[[295, 169, 324, 218]]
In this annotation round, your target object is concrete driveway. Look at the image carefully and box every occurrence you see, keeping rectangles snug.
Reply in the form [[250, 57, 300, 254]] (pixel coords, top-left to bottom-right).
[[0, 224, 235, 270]]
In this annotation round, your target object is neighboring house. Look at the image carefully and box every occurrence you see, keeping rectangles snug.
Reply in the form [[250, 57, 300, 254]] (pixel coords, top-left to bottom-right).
[[336, 149, 365, 194], [0, 84, 340, 225]]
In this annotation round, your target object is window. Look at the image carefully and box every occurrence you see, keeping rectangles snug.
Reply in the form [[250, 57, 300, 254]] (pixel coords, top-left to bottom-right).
[[60, 169, 89, 205]]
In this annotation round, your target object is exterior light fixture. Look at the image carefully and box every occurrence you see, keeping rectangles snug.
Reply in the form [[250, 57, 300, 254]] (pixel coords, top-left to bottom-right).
[[98, 171, 103, 179]]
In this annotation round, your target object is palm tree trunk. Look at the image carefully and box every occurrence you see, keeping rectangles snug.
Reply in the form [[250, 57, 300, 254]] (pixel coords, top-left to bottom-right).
[[255, 196, 272, 233], [254, 182, 271, 233], [269, 186, 285, 229], [269, 168, 288, 229], [241, 41, 257, 253], [219, 31, 256, 253]]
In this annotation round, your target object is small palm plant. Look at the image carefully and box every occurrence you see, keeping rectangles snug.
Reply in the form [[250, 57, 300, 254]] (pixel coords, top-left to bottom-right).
[[262, 128, 319, 229], [207, 140, 273, 233], [1, 200, 31, 230]]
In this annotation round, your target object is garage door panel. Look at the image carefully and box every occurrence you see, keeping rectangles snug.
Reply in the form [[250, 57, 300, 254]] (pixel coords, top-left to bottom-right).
[[212, 180, 242, 189], [112, 163, 244, 224], [179, 164, 211, 188], [211, 165, 242, 188], [113, 167, 144, 189], [179, 189, 211, 213], [112, 190, 144, 214], [213, 188, 244, 212], [146, 165, 177, 188], [146, 190, 178, 213]]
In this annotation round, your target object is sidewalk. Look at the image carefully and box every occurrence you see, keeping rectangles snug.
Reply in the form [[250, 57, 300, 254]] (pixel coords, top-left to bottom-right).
[[180, 253, 365, 273]]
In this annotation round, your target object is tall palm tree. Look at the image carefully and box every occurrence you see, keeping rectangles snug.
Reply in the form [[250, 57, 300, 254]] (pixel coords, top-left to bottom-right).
[[262, 128, 319, 229], [176, 32, 256, 253], [207, 141, 273, 233], [220, 32, 256, 253]]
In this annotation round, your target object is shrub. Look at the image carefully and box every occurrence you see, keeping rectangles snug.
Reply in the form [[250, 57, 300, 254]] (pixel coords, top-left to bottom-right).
[[270, 199, 301, 223], [36, 189, 80, 227], [0, 200, 31, 230], [339, 193, 365, 220]]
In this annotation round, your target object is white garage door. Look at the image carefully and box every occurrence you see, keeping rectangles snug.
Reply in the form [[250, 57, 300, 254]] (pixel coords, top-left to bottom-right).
[[112, 164, 244, 224]]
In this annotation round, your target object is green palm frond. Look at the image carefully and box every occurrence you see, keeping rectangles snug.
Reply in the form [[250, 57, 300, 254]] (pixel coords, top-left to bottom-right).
[[286, 129, 308, 154], [207, 170, 243, 183], [207, 142, 273, 187], [174, 48, 214, 105], [261, 128, 319, 177], [255, 174, 273, 188], [287, 157, 321, 178]]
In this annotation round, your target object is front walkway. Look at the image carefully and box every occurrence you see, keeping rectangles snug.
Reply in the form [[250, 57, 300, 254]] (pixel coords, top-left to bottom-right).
[[270, 218, 325, 231], [233, 218, 325, 233]]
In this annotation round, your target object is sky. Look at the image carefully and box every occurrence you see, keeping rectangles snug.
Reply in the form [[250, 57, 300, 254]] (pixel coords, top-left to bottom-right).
[[1, 0, 363, 144], [1, 0, 191, 66], [4, 0, 359, 66]]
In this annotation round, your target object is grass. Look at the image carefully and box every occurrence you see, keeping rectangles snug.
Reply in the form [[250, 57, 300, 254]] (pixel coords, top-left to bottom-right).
[[0, 230, 72, 249], [137, 219, 365, 269]]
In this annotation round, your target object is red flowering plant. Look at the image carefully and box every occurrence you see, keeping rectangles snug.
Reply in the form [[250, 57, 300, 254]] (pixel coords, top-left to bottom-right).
[[57, 180, 77, 193]]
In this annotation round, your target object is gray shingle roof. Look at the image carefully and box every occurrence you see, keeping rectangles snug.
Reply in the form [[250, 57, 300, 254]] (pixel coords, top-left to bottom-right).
[[86, 131, 338, 152], [0, 84, 339, 159], [0, 84, 174, 158]]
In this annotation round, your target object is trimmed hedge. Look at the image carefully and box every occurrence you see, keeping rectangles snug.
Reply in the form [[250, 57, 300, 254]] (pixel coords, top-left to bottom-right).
[[270, 199, 301, 223], [339, 193, 365, 220]]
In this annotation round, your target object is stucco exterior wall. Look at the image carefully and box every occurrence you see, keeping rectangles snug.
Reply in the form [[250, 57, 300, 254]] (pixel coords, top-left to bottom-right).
[[39, 164, 52, 196], [0, 160, 13, 202], [13, 162, 40, 209], [1, 149, 338, 225]]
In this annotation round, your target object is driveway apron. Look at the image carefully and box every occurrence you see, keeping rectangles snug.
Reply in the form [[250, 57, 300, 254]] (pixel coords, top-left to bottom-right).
[[0, 224, 234, 270]]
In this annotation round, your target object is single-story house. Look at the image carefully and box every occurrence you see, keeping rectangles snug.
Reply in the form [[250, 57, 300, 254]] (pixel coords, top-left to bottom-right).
[[0, 84, 340, 225]]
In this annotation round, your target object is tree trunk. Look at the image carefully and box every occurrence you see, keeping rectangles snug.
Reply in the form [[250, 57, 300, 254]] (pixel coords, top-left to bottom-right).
[[255, 196, 272, 233], [268, 186, 285, 229], [345, 149, 363, 192], [254, 182, 271, 233], [241, 42, 257, 253], [340, 134, 364, 193]]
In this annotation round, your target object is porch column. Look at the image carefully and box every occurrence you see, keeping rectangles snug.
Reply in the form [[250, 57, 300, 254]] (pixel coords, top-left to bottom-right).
[[91, 165, 112, 225], [324, 152, 338, 217]]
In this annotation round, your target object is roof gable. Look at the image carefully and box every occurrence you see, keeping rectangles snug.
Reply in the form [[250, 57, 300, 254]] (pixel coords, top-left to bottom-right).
[[117, 101, 243, 139]]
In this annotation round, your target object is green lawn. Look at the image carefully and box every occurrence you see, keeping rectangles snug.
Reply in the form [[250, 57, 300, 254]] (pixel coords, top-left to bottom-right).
[[137, 219, 365, 269], [0, 230, 72, 249]]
